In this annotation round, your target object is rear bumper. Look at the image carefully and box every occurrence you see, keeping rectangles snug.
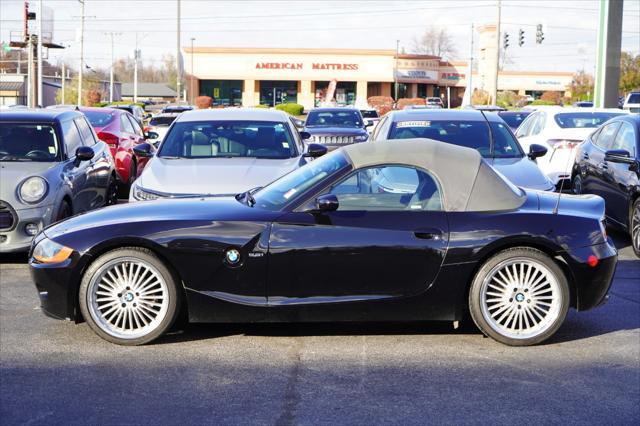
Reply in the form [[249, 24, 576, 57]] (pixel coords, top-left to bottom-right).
[[566, 240, 617, 311]]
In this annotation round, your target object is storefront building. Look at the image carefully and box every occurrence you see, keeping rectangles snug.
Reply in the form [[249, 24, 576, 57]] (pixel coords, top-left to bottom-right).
[[183, 46, 572, 110]]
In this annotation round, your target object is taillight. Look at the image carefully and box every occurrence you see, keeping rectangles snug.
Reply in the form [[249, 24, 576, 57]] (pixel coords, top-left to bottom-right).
[[98, 132, 119, 148], [546, 139, 582, 149]]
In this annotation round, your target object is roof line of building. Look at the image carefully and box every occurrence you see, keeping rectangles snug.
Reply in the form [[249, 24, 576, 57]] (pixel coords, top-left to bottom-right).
[[185, 47, 398, 56]]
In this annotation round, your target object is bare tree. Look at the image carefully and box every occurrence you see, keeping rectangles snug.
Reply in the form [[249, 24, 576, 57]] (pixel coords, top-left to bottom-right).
[[411, 27, 457, 59]]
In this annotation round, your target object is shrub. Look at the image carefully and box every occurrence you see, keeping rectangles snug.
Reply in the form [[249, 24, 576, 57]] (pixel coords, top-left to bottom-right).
[[396, 98, 426, 110], [86, 90, 102, 107], [530, 100, 556, 106], [368, 96, 395, 115], [540, 91, 562, 105], [195, 96, 212, 109], [496, 91, 525, 109], [254, 104, 270, 108], [104, 101, 145, 108], [275, 103, 304, 116], [471, 89, 490, 105]]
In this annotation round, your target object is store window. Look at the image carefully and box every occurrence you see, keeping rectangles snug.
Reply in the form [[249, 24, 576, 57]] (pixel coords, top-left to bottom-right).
[[314, 81, 356, 106], [260, 80, 298, 106], [199, 80, 243, 106]]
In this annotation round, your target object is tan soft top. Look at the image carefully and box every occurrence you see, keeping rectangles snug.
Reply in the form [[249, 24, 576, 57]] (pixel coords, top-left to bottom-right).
[[342, 138, 526, 212]]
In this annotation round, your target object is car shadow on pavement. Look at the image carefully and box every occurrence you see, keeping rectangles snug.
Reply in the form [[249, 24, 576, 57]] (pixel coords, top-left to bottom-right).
[[0, 253, 29, 264]]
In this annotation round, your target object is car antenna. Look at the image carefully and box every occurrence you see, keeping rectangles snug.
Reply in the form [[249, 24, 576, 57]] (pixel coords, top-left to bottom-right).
[[553, 141, 577, 214]]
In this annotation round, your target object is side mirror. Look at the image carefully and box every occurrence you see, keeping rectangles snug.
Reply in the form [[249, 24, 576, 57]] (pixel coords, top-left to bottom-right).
[[145, 131, 159, 140], [304, 143, 327, 158], [74, 146, 94, 166], [315, 194, 339, 212], [604, 149, 634, 164], [144, 113, 152, 120], [528, 144, 548, 160], [299, 131, 311, 140], [133, 143, 154, 158], [365, 121, 374, 128]]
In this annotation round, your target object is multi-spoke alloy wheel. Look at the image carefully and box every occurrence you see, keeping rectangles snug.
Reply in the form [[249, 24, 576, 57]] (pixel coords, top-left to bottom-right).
[[469, 247, 569, 346], [632, 200, 640, 257], [80, 248, 179, 345]]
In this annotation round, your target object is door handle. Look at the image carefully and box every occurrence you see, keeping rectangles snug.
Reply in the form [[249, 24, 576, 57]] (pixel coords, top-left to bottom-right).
[[414, 230, 442, 240]]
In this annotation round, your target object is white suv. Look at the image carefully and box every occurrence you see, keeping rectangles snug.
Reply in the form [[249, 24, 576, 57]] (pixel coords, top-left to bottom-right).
[[622, 92, 640, 113]]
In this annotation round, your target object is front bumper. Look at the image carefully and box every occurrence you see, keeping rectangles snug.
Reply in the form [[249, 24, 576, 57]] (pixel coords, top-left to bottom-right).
[[0, 203, 55, 252], [566, 240, 618, 311]]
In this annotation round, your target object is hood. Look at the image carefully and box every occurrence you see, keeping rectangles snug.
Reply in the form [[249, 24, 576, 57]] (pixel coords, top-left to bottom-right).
[[486, 157, 554, 191], [0, 162, 59, 204], [304, 126, 368, 136], [138, 156, 302, 196]]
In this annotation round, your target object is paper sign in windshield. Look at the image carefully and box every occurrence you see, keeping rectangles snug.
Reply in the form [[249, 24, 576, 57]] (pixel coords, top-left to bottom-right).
[[397, 121, 431, 128]]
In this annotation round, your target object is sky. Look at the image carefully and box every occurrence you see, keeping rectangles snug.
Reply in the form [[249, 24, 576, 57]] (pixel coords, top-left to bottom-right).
[[1, 0, 639, 75]]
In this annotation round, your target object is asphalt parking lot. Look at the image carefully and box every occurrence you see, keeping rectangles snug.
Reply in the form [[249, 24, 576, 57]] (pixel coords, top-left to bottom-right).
[[1, 230, 638, 425]]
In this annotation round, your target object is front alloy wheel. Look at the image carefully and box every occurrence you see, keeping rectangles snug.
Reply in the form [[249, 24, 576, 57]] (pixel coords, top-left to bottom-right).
[[79, 247, 179, 345], [572, 174, 582, 195], [632, 199, 640, 257], [469, 247, 569, 346]]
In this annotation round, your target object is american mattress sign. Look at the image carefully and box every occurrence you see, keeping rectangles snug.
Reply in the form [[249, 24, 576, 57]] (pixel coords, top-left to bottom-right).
[[255, 62, 359, 70]]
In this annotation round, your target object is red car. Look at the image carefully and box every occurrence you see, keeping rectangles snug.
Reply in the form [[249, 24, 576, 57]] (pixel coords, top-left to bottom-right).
[[80, 107, 152, 193]]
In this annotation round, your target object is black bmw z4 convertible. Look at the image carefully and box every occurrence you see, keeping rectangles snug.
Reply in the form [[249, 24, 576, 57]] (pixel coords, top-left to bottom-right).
[[29, 138, 617, 346]]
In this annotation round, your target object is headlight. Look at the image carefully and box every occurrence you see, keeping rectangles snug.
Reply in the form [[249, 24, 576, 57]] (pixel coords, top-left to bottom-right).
[[132, 184, 161, 201], [354, 134, 368, 142], [32, 238, 73, 264], [19, 176, 48, 204]]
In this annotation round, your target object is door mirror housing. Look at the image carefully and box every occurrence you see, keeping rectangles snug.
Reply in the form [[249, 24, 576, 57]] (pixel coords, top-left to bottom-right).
[[304, 143, 328, 158], [74, 146, 94, 166], [133, 143, 154, 158], [315, 194, 339, 212], [144, 113, 152, 120], [528, 144, 548, 160], [365, 121, 374, 128], [145, 131, 159, 140], [299, 131, 311, 140], [604, 149, 634, 164]]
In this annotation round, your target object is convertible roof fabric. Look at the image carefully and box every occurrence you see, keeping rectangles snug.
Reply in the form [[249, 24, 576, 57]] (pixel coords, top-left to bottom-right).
[[342, 138, 526, 212]]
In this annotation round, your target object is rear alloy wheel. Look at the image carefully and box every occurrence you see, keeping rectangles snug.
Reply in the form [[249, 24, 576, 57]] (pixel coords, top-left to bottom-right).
[[631, 199, 640, 257], [79, 247, 179, 345], [572, 174, 582, 195], [469, 247, 569, 346]]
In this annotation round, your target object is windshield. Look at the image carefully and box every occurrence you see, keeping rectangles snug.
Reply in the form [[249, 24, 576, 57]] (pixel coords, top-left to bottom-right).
[[499, 112, 530, 129], [306, 110, 363, 128], [554, 112, 624, 128], [83, 110, 116, 127], [149, 116, 177, 126], [360, 110, 378, 118], [627, 93, 640, 104], [159, 120, 298, 159], [253, 150, 350, 210], [0, 123, 59, 162], [388, 120, 523, 158]]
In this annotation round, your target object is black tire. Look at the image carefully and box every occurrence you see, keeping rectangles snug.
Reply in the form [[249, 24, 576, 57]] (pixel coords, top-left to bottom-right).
[[117, 160, 137, 199], [468, 247, 570, 346], [631, 198, 640, 258], [79, 247, 180, 346], [105, 174, 119, 206], [55, 200, 72, 222], [572, 173, 583, 195]]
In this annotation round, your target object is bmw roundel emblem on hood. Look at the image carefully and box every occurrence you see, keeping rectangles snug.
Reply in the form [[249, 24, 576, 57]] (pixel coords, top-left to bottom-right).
[[225, 248, 241, 265]]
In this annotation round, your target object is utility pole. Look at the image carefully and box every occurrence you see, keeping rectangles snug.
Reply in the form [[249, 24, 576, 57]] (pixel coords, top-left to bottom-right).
[[493, 0, 501, 105], [176, 0, 181, 103], [61, 61, 65, 104], [394, 39, 399, 101], [77, 0, 85, 106], [36, 0, 43, 106], [190, 37, 195, 104], [594, 0, 623, 108], [462, 24, 474, 107], [134, 33, 139, 103], [106, 32, 120, 103], [27, 35, 35, 107]]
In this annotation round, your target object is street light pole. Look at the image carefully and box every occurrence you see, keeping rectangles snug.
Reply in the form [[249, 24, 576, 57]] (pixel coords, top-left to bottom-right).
[[106, 32, 120, 103], [176, 0, 181, 103], [77, 0, 85, 106], [36, 0, 43, 107], [190, 37, 195, 104], [134, 33, 139, 103], [394, 39, 399, 101], [493, 0, 502, 105]]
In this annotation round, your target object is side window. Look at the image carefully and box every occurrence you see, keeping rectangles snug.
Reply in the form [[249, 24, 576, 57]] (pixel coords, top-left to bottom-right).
[[611, 122, 636, 156], [121, 114, 135, 134], [75, 117, 96, 146], [127, 114, 144, 137], [288, 118, 304, 152], [595, 123, 621, 150], [516, 113, 535, 137], [329, 165, 443, 211], [531, 112, 546, 136], [60, 120, 82, 157]]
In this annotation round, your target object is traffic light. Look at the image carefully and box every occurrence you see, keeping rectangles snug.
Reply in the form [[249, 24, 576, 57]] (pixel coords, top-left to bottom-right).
[[1, 42, 11, 53], [536, 24, 544, 44], [518, 29, 525, 47], [503, 32, 510, 50]]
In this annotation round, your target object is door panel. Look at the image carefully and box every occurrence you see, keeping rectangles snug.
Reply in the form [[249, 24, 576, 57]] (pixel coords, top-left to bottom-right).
[[267, 210, 449, 304], [584, 122, 620, 197], [602, 122, 637, 226]]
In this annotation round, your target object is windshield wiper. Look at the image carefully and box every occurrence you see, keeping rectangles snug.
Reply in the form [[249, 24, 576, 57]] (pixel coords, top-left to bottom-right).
[[0, 155, 31, 161]]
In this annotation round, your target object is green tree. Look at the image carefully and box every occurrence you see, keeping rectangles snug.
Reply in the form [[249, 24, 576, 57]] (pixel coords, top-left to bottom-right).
[[55, 75, 103, 106], [570, 70, 594, 101], [620, 52, 640, 94]]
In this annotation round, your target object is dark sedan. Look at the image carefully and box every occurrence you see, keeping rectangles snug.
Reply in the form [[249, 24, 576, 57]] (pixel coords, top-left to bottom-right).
[[30, 139, 616, 346], [303, 107, 371, 149], [572, 114, 640, 256]]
